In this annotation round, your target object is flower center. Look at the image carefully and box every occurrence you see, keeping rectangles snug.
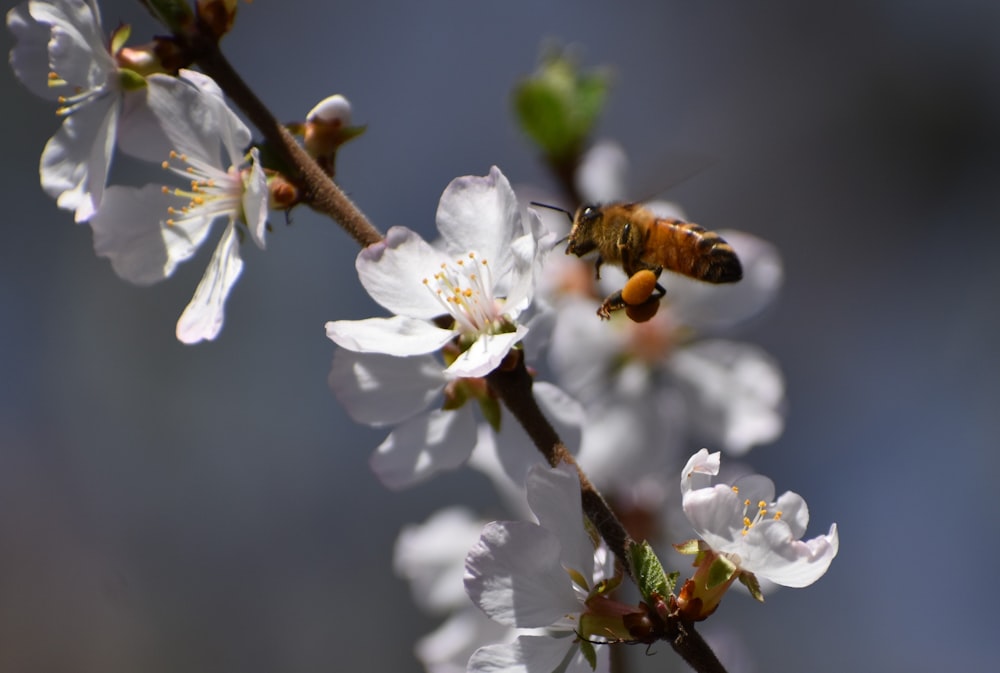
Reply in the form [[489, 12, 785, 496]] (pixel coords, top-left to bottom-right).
[[160, 151, 244, 227], [422, 252, 502, 336], [733, 488, 783, 536]]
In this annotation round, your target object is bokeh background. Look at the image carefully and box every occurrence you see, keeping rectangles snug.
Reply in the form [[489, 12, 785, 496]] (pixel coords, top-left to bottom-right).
[[3, 1, 999, 671]]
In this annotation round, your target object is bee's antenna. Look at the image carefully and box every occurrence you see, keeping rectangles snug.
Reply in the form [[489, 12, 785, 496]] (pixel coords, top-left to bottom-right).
[[530, 201, 574, 223]]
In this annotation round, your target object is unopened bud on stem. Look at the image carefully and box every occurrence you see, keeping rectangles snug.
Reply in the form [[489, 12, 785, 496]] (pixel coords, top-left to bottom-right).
[[303, 94, 366, 177]]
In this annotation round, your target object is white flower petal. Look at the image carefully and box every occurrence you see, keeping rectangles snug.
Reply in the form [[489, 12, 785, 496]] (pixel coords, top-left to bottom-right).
[[681, 482, 744, 552], [417, 607, 514, 673], [90, 184, 214, 284], [117, 71, 230, 165], [114, 86, 175, 163], [548, 299, 627, 404], [328, 350, 444, 426], [39, 91, 118, 222], [744, 521, 840, 588], [498, 232, 538, 316], [468, 424, 533, 521], [356, 227, 453, 319], [444, 327, 527, 379], [465, 521, 580, 628], [241, 148, 268, 249], [669, 340, 785, 455], [435, 166, 518, 273], [468, 635, 583, 673], [141, 72, 249, 168], [773, 490, 810, 539], [681, 449, 721, 491], [175, 221, 243, 344], [576, 139, 629, 203], [7, 3, 60, 100], [525, 463, 594, 583], [28, 0, 113, 91], [394, 507, 486, 613], [370, 407, 477, 490], [491, 382, 583, 487], [325, 315, 456, 356]]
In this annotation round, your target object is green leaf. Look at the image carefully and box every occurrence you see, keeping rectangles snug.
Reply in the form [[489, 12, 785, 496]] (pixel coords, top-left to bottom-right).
[[664, 570, 679, 595], [511, 49, 610, 162], [578, 638, 598, 670], [628, 541, 670, 603]]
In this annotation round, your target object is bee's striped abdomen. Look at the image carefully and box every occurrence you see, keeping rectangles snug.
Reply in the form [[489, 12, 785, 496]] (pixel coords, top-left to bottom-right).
[[647, 220, 743, 283]]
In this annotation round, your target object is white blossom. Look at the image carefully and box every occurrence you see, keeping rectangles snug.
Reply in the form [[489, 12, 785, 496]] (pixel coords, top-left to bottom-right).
[[88, 70, 268, 344], [464, 463, 612, 673], [680, 449, 839, 589], [7, 0, 173, 221], [327, 167, 545, 379]]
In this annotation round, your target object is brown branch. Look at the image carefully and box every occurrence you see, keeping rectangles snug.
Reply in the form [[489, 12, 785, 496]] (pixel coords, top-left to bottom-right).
[[485, 354, 634, 577], [666, 619, 729, 673], [486, 356, 729, 673], [154, 13, 729, 673], [171, 28, 382, 248]]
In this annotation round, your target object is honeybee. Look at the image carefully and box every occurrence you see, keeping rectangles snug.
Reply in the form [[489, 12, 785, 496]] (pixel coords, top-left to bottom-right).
[[560, 202, 743, 319]]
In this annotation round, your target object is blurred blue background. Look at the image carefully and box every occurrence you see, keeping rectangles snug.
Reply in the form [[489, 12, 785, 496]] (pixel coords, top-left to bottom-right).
[[2, 1, 999, 671]]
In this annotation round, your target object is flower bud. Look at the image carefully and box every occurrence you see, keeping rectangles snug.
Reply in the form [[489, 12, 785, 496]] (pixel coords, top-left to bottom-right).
[[303, 95, 366, 176]]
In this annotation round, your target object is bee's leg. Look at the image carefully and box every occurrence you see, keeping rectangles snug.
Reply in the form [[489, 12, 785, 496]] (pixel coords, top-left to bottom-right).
[[652, 267, 666, 300], [594, 255, 604, 280], [597, 268, 666, 321], [597, 290, 627, 320]]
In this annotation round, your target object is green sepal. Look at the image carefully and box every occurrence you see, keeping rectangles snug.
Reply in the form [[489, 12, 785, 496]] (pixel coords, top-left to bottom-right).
[[110, 23, 132, 56], [627, 540, 670, 604], [118, 68, 147, 92], [591, 572, 623, 597], [442, 384, 469, 411], [577, 638, 598, 670], [673, 539, 701, 556], [338, 124, 368, 145], [512, 50, 609, 162], [738, 571, 764, 603], [478, 395, 502, 433], [706, 554, 738, 590]]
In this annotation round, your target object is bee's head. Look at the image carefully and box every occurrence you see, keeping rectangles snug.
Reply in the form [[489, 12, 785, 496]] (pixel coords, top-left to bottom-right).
[[566, 204, 603, 257]]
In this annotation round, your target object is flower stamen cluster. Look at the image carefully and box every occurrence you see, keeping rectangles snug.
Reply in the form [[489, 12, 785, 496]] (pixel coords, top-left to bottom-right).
[[738, 494, 781, 536], [160, 149, 245, 228], [423, 252, 501, 336]]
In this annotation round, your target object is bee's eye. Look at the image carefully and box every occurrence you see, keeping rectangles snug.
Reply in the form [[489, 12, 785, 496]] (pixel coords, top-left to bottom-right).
[[581, 205, 600, 223]]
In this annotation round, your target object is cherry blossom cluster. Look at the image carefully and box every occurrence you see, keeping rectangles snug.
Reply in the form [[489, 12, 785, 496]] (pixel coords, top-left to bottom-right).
[[6, 1, 357, 343], [9, 4, 840, 673], [329, 154, 838, 671]]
